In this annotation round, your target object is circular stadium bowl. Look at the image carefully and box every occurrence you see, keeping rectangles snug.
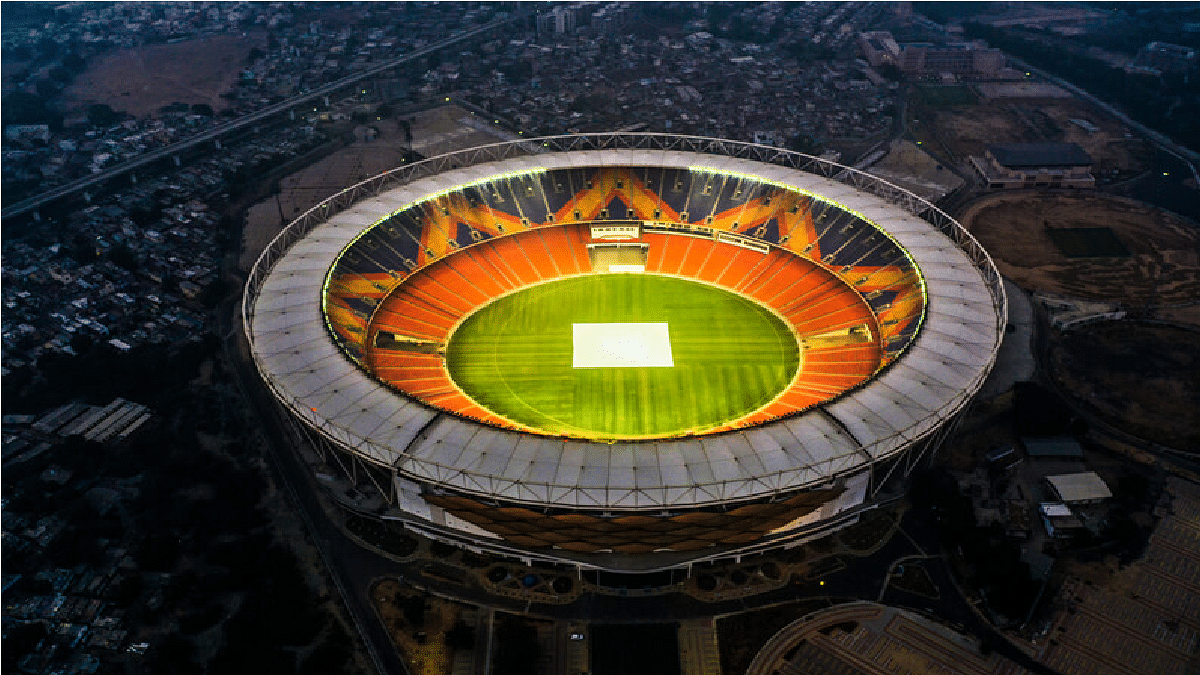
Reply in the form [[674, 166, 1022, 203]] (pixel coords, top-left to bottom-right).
[[244, 134, 1005, 570]]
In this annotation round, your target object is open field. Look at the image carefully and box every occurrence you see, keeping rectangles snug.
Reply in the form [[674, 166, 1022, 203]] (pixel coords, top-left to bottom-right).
[[60, 34, 262, 119], [961, 192, 1200, 314], [864, 139, 964, 202], [1049, 321, 1200, 451], [446, 274, 800, 439], [911, 94, 1152, 179]]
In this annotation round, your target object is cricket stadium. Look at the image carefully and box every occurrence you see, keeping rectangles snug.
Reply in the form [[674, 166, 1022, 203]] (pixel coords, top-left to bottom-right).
[[242, 134, 1005, 572]]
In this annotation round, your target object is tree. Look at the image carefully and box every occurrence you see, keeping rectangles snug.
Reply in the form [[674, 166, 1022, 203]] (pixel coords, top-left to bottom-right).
[[49, 66, 73, 84], [190, 103, 214, 117], [787, 133, 822, 156], [446, 621, 476, 650], [62, 52, 86, 73], [2, 91, 62, 129], [35, 78, 58, 99], [108, 242, 139, 272], [87, 103, 121, 127]]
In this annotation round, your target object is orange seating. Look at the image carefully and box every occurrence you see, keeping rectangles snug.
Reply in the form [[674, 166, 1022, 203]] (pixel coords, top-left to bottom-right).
[[420, 264, 491, 309], [444, 249, 506, 299], [564, 224, 593, 273], [677, 238, 709, 277], [695, 241, 734, 284], [518, 233, 558, 279], [462, 245, 520, 292], [537, 227, 580, 276], [399, 280, 471, 318], [486, 237, 541, 285], [747, 261, 826, 306], [657, 233, 690, 275], [373, 297, 455, 333], [715, 247, 768, 288], [734, 250, 795, 294], [643, 233, 668, 272]]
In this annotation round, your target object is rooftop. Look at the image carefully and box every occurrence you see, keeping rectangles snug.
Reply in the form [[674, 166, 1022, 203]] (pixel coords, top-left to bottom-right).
[[988, 142, 1093, 168], [1046, 472, 1113, 503]]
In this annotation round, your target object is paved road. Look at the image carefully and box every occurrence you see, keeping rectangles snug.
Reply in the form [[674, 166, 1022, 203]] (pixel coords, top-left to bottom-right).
[[1, 15, 526, 221]]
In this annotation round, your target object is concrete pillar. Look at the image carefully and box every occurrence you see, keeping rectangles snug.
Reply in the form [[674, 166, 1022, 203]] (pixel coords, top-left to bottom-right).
[[289, 108, 296, 121], [32, 210, 41, 222], [84, 192, 92, 203], [323, 95, 329, 106], [173, 155, 181, 167], [214, 139, 221, 149]]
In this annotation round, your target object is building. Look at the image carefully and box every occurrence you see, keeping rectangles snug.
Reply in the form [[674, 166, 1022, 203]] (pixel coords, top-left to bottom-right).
[[858, 31, 901, 68], [971, 142, 1095, 190], [244, 134, 1005, 573], [1127, 41, 1197, 76], [536, 6, 576, 34], [1040, 502, 1086, 538], [858, 32, 1004, 79], [1045, 472, 1112, 506], [900, 42, 1005, 79], [1022, 437, 1084, 459]]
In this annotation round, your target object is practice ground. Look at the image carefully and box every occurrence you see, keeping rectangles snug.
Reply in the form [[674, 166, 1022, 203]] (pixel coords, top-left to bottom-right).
[[960, 192, 1200, 319], [909, 88, 1152, 180], [1048, 321, 1200, 451], [446, 274, 800, 439], [60, 34, 263, 119]]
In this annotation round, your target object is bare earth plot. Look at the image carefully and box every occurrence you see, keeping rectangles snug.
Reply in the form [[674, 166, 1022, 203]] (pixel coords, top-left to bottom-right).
[[961, 192, 1200, 318], [864, 139, 964, 202], [1049, 322, 1200, 450], [61, 34, 263, 119], [920, 94, 1151, 177]]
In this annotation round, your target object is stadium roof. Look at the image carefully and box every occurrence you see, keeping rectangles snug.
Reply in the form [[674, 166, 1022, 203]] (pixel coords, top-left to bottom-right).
[[246, 137, 1004, 511], [987, 143, 1093, 168]]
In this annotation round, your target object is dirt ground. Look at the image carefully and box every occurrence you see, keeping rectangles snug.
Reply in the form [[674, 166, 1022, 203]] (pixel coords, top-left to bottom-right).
[[1048, 322, 1200, 451], [864, 139, 964, 202], [240, 105, 516, 271], [61, 34, 263, 119], [913, 95, 1152, 178], [974, 82, 1074, 99], [372, 579, 463, 675], [960, 192, 1200, 315]]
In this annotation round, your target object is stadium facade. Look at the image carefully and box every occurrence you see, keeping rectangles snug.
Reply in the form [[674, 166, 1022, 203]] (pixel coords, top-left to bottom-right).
[[243, 134, 1005, 572]]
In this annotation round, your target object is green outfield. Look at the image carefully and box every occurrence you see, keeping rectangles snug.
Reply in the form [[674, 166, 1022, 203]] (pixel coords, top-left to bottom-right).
[[445, 274, 800, 439]]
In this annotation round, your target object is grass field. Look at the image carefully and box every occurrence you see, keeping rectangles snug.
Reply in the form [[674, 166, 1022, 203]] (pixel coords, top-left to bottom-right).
[[446, 274, 800, 439]]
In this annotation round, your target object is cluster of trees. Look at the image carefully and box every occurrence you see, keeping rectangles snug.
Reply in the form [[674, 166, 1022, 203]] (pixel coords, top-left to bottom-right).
[[910, 468, 1041, 623], [3, 327, 360, 673]]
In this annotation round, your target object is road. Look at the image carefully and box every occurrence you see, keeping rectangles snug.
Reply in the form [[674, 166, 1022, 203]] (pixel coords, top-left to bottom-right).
[[1, 14, 526, 221]]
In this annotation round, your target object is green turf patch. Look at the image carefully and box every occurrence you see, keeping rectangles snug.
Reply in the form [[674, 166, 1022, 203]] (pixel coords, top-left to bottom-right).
[[445, 274, 800, 439], [1046, 227, 1131, 258]]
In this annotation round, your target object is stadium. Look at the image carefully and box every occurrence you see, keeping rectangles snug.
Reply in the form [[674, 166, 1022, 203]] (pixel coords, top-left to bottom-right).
[[243, 134, 1005, 572]]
